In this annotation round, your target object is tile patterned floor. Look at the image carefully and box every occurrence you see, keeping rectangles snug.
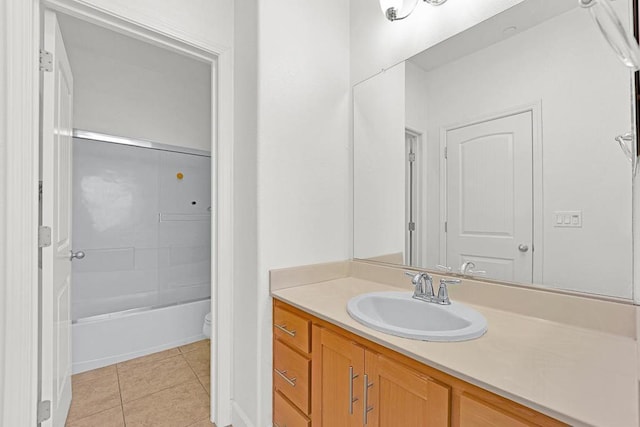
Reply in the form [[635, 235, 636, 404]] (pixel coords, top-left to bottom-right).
[[66, 339, 214, 427]]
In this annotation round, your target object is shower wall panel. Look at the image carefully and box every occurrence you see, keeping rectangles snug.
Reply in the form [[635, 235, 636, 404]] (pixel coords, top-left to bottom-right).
[[72, 138, 211, 320]]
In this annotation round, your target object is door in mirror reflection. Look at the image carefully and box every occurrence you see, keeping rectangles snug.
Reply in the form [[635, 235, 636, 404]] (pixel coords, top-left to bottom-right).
[[446, 111, 533, 284]]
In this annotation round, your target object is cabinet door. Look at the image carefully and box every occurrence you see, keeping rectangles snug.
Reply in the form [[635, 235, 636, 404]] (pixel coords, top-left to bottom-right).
[[365, 352, 451, 427], [312, 326, 365, 427]]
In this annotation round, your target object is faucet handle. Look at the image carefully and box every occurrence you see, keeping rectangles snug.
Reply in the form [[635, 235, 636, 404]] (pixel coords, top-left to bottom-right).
[[436, 264, 452, 272], [468, 269, 486, 276], [405, 271, 420, 282], [437, 278, 461, 305]]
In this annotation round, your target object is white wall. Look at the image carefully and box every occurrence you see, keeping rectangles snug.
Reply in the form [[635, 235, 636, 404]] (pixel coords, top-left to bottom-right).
[[420, 6, 633, 297], [253, 0, 351, 425], [354, 63, 406, 261], [58, 14, 212, 151], [69, 0, 233, 50], [349, 0, 525, 84]]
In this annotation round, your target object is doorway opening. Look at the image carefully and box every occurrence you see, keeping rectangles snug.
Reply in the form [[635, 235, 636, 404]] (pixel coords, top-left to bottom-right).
[[38, 9, 217, 427]]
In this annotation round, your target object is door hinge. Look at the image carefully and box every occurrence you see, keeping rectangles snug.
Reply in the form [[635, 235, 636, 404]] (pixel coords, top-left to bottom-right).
[[408, 222, 415, 231], [444, 221, 447, 232], [39, 49, 53, 72], [408, 153, 416, 162], [444, 147, 448, 159], [37, 400, 51, 423], [38, 226, 52, 248]]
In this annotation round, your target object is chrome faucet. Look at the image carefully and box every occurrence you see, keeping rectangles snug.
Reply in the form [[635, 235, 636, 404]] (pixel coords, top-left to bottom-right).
[[406, 271, 461, 304], [405, 271, 434, 301], [460, 261, 486, 276]]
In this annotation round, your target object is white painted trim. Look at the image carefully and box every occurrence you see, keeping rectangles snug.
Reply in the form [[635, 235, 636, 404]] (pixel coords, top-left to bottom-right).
[[43, 0, 218, 61], [0, 1, 40, 426], [439, 128, 448, 267], [214, 49, 235, 426], [530, 102, 544, 285], [439, 102, 544, 283], [231, 401, 255, 427], [404, 127, 423, 266], [2, 1, 235, 426]]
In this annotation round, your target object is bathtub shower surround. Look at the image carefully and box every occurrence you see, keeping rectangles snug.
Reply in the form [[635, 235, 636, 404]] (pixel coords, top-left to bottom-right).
[[71, 136, 212, 372]]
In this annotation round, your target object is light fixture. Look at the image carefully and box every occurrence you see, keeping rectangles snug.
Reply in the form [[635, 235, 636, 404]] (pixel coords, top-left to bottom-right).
[[380, 0, 448, 22], [379, 0, 419, 21], [580, 0, 640, 69]]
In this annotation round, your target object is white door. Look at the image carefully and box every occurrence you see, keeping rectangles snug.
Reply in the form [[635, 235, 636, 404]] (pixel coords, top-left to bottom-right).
[[41, 10, 74, 427], [445, 111, 533, 283]]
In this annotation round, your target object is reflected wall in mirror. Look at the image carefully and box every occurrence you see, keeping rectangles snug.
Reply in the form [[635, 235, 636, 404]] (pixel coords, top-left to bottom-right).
[[353, 0, 635, 298]]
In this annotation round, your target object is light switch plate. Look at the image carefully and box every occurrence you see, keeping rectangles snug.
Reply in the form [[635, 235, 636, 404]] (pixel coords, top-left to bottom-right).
[[553, 211, 582, 228]]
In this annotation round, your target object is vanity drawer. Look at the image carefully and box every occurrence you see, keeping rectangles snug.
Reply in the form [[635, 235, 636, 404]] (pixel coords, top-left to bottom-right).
[[274, 339, 311, 414], [274, 391, 311, 427], [460, 394, 535, 427], [274, 306, 311, 354]]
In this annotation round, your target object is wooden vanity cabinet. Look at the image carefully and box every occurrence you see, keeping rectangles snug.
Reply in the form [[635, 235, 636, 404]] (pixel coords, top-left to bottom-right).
[[312, 326, 450, 427], [273, 300, 567, 427], [273, 305, 312, 427]]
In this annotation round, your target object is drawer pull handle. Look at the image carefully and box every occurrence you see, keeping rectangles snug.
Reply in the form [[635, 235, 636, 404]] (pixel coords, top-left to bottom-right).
[[274, 324, 296, 337], [349, 366, 359, 414], [274, 368, 297, 387], [363, 374, 374, 424]]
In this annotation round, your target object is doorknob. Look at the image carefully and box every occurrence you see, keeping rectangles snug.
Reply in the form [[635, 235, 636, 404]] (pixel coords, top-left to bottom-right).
[[70, 250, 85, 260], [518, 244, 529, 253]]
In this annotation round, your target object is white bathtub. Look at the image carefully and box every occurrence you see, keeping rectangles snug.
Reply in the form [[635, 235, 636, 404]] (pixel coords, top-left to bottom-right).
[[72, 298, 210, 374]]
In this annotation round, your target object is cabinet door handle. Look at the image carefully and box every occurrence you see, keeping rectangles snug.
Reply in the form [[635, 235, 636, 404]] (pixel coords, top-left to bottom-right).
[[274, 324, 296, 337], [274, 368, 297, 387], [349, 366, 359, 414], [363, 374, 374, 424]]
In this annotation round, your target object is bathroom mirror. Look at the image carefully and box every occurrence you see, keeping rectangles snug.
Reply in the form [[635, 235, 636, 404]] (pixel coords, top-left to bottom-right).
[[353, 0, 636, 299]]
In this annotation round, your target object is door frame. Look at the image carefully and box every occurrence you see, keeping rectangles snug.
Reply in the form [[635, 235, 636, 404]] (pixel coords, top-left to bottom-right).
[[439, 102, 543, 283], [0, 0, 234, 425], [405, 127, 423, 266]]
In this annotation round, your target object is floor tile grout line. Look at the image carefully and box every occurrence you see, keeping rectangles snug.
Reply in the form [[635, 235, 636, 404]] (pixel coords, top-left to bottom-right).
[[115, 363, 126, 426], [65, 403, 122, 426], [178, 339, 210, 355], [116, 348, 182, 371], [183, 353, 203, 377], [117, 352, 186, 375], [120, 376, 203, 406]]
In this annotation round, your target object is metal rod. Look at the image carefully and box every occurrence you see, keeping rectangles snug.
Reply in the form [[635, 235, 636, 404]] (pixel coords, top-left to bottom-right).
[[349, 366, 359, 414], [363, 374, 374, 424], [73, 129, 211, 158], [274, 368, 297, 387], [274, 324, 296, 337]]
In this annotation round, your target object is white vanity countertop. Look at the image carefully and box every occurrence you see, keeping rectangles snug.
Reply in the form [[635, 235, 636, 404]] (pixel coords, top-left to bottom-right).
[[271, 277, 639, 427]]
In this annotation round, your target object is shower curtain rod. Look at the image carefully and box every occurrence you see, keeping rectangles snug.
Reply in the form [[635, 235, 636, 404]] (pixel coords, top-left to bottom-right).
[[73, 129, 212, 158]]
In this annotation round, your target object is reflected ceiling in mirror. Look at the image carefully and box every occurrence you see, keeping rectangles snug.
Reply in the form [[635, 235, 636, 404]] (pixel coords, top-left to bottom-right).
[[353, 0, 635, 299]]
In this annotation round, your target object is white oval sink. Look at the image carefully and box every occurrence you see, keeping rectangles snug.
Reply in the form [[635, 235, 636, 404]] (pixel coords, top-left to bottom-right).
[[347, 292, 487, 342]]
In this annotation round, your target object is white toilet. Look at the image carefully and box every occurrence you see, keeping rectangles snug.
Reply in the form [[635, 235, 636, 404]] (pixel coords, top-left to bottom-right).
[[203, 312, 212, 338]]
